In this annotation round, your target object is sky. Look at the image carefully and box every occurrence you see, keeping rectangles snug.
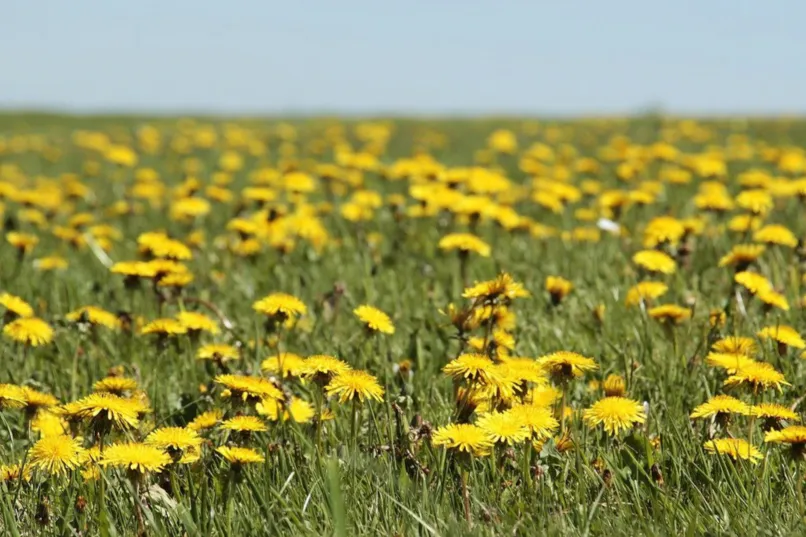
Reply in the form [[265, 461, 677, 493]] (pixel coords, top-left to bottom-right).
[[1, 0, 804, 115]]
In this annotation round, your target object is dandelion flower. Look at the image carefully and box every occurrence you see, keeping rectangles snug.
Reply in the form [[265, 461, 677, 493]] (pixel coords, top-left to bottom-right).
[[100, 443, 171, 474], [299, 355, 352, 384], [648, 304, 691, 324], [261, 352, 305, 378], [432, 423, 493, 456], [753, 224, 798, 248], [603, 374, 626, 397], [0, 292, 34, 318], [217, 446, 265, 465], [438, 232, 491, 257], [508, 404, 559, 440], [724, 362, 789, 392], [625, 281, 668, 307], [257, 397, 315, 423], [758, 325, 805, 349], [443, 353, 495, 383], [28, 435, 87, 475], [140, 318, 187, 336], [145, 427, 203, 458], [197, 343, 240, 364], [30, 411, 68, 437], [353, 305, 395, 334], [252, 292, 307, 319], [176, 311, 219, 334], [462, 272, 529, 302], [765, 425, 806, 446], [632, 250, 676, 274], [718, 244, 765, 269], [325, 370, 384, 403], [712, 336, 757, 357], [3, 317, 54, 346], [734, 271, 772, 295], [538, 351, 598, 379], [545, 276, 573, 305], [0, 384, 27, 409], [690, 395, 751, 419], [752, 403, 800, 423], [703, 438, 762, 463], [63, 392, 142, 431], [705, 353, 757, 374], [188, 409, 224, 431], [215, 374, 283, 403], [476, 411, 530, 445], [583, 397, 646, 435], [65, 306, 121, 329], [220, 415, 268, 433]]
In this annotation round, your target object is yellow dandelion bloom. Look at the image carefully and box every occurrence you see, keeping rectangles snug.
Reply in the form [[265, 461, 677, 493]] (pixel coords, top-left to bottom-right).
[[252, 292, 307, 319], [751, 403, 800, 422], [66, 306, 121, 329], [477, 410, 530, 445], [724, 362, 789, 392], [93, 377, 138, 395], [177, 311, 219, 334], [625, 281, 668, 307], [583, 397, 646, 435], [353, 305, 395, 334], [443, 353, 495, 383], [257, 397, 315, 423], [462, 272, 529, 302], [765, 425, 806, 445], [220, 415, 268, 433], [545, 276, 573, 304], [632, 250, 676, 274], [100, 443, 171, 474], [432, 423, 494, 456], [261, 352, 306, 378], [3, 317, 54, 346], [438, 232, 491, 257], [758, 325, 805, 349], [718, 244, 765, 268], [214, 374, 283, 403], [187, 409, 224, 431], [712, 336, 758, 357], [0, 384, 27, 409], [538, 351, 598, 378], [690, 395, 751, 419], [141, 318, 187, 336], [648, 304, 691, 324], [145, 427, 203, 454], [753, 224, 798, 248], [326, 370, 384, 403], [29, 435, 87, 475], [603, 374, 626, 397], [0, 292, 34, 318], [217, 446, 265, 465], [705, 352, 757, 374], [703, 438, 762, 463], [197, 343, 240, 363]]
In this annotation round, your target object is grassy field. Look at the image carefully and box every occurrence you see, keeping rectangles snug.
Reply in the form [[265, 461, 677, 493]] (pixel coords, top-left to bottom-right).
[[1, 112, 806, 536]]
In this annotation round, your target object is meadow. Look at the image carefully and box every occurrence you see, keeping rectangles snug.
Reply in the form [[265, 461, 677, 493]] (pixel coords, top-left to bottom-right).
[[1, 112, 806, 536]]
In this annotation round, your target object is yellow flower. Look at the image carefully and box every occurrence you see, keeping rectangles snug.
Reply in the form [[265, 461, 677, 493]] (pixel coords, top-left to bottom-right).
[[188, 409, 224, 431], [0, 384, 27, 409], [724, 362, 789, 392], [507, 404, 559, 440], [62, 392, 142, 431], [299, 354, 352, 384], [765, 425, 806, 445], [462, 272, 529, 302], [757, 289, 790, 311], [0, 464, 31, 483], [432, 423, 493, 456], [625, 281, 668, 307], [648, 304, 691, 324], [93, 377, 138, 395], [28, 435, 87, 475], [712, 336, 757, 357], [602, 374, 626, 397], [3, 317, 54, 346], [734, 271, 772, 295], [31, 410, 68, 437], [137, 231, 192, 260], [6, 231, 38, 254], [197, 343, 240, 363], [690, 395, 751, 419], [21, 387, 59, 411], [718, 244, 765, 268], [0, 292, 34, 318], [220, 415, 268, 433], [214, 374, 283, 403], [753, 224, 798, 248], [66, 306, 121, 329], [443, 353, 495, 383], [757, 325, 805, 349], [252, 292, 307, 319], [353, 305, 395, 334], [632, 250, 676, 274], [261, 352, 305, 378], [438, 232, 491, 257], [145, 427, 203, 460], [538, 351, 598, 379], [257, 397, 315, 423], [140, 318, 187, 336], [751, 403, 800, 422], [477, 410, 530, 445], [703, 438, 762, 463], [176, 311, 219, 334], [643, 216, 685, 248], [100, 443, 171, 474], [583, 397, 646, 435], [705, 353, 757, 374], [545, 276, 573, 305], [217, 446, 265, 465], [735, 189, 773, 215], [326, 370, 385, 403]]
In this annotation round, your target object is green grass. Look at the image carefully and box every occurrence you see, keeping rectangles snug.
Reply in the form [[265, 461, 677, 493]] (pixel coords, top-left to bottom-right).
[[0, 112, 805, 536]]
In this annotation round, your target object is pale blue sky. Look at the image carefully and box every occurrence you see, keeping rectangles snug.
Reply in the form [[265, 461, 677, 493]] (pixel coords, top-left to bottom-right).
[[1, 0, 804, 115]]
